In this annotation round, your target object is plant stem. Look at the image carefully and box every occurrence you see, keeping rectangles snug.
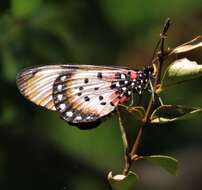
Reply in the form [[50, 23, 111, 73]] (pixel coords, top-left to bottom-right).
[[156, 18, 171, 85], [130, 94, 153, 156], [117, 109, 131, 175], [122, 18, 171, 175]]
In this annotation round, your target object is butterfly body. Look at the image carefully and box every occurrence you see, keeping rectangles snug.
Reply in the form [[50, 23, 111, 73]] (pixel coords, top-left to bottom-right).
[[16, 65, 153, 128]]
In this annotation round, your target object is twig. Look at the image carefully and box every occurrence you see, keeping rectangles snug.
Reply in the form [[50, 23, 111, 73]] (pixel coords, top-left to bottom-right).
[[117, 108, 131, 175], [156, 18, 171, 84], [121, 18, 171, 175]]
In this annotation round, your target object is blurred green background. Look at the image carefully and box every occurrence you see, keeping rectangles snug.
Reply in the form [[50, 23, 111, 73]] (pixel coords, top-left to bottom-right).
[[0, 0, 202, 190]]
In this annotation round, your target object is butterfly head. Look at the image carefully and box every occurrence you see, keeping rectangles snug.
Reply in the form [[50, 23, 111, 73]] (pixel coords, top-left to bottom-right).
[[129, 66, 154, 95]]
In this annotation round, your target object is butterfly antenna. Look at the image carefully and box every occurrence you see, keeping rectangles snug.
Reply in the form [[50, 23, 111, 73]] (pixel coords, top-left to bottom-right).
[[158, 95, 164, 106], [151, 39, 161, 64], [149, 79, 155, 103], [149, 18, 171, 105], [150, 18, 171, 65], [129, 91, 134, 106], [149, 79, 163, 105]]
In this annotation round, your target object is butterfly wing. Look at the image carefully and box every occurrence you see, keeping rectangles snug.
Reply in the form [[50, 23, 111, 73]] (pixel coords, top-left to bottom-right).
[[16, 65, 131, 124], [52, 69, 128, 124], [16, 65, 69, 111]]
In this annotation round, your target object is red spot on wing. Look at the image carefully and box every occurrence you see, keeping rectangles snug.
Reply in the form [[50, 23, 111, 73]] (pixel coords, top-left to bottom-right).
[[111, 98, 119, 105], [130, 71, 137, 80], [119, 96, 129, 103]]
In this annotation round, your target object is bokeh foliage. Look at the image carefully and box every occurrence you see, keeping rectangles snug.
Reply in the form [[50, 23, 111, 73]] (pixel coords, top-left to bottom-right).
[[0, 0, 202, 190]]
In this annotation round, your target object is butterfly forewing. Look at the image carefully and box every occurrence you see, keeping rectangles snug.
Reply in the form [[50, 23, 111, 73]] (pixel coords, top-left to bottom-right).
[[16, 65, 135, 125], [16, 65, 72, 110]]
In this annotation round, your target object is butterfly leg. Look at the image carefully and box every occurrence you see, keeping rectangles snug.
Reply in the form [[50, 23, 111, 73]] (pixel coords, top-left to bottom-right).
[[157, 94, 164, 105], [149, 79, 155, 103], [129, 90, 134, 107], [147, 79, 164, 105]]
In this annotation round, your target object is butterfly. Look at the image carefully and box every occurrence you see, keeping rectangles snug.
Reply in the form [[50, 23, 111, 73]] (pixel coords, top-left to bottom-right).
[[16, 65, 154, 129]]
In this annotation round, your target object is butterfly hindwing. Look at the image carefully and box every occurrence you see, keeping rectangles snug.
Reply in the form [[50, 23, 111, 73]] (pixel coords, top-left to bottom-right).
[[52, 68, 129, 123]]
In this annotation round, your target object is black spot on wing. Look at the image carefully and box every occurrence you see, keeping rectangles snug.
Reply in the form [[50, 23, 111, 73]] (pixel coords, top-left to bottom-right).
[[97, 72, 102, 79], [110, 102, 115, 106], [99, 96, 103, 100], [100, 102, 106, 105], [115, 72, 121, 79], [110, 83, 116, 89], [84, 96, 90, 101], [84, 78, 89, 83]]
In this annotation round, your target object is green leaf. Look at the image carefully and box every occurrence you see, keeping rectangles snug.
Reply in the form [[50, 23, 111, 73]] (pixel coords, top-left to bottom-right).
[[170, 36, 202, 54], [11, 0, 42, 18], [144, 155, 178, 176], [159, 58, 202, 91], [2, 48, 17, 82], [151, 105, 202, 124], [108, 171, 138, 190]]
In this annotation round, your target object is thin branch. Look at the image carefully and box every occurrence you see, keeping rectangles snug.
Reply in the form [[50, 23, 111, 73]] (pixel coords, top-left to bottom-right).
[[117, 108, 131, 175], [129, 90, 153, 161], [122, 18, 171, 175], [156, 18, 171, 84]]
